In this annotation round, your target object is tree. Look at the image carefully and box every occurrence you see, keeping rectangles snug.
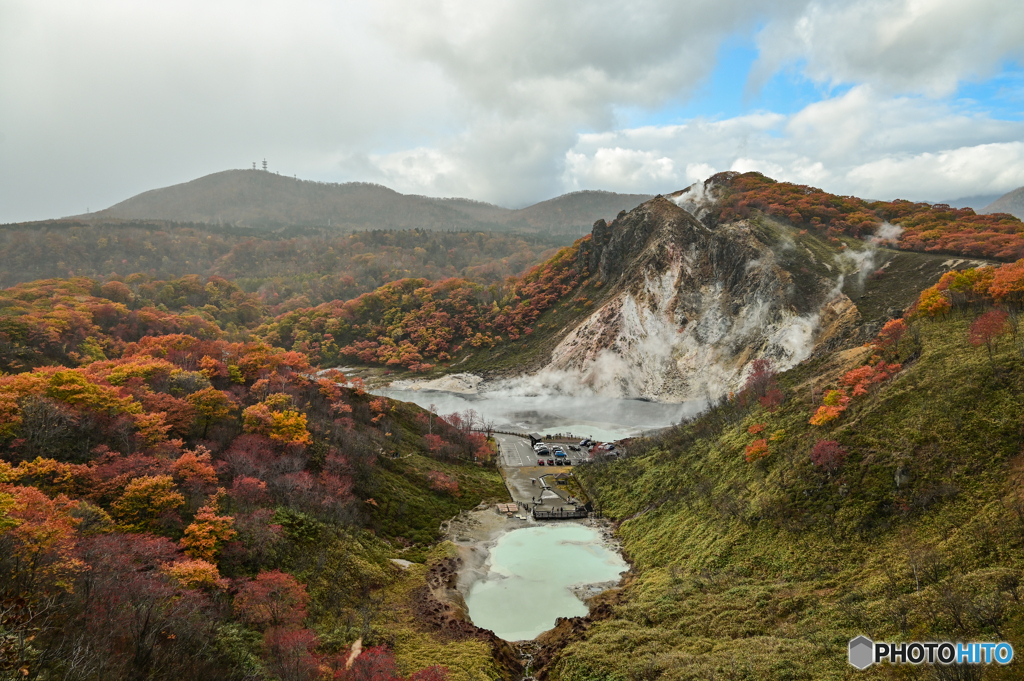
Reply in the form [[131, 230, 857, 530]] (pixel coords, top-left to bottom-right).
[[110, 475, 184, 533], [810, 440, 847, 473], [809, 389, 850, 426], [186, 387, 234, 438], [969, 309, 1011, 360], [234, 570, 308, 631], [264, 627, 319, 681], [426, 471, 459, 496], [0, 486, 83, 595], [181, 494, 236, 563], [744, 439, 769, 463], [876, 319, 908, 359], [161, 558, 228, 591], [171, 446, 218, 494], [339, 646, 402, 681], [242, 394, 312, 445]]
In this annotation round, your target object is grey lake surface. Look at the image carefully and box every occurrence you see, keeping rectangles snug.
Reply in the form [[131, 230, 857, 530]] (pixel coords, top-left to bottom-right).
[[377, 386, 702, 441], [464, 524, 628, 641]]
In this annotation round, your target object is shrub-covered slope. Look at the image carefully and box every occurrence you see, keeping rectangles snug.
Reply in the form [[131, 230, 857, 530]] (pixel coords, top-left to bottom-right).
[[539, 271, 1024, 680]]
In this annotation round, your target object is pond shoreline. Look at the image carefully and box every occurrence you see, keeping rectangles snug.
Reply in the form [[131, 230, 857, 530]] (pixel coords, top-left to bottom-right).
[[443, 505, 627, 642]]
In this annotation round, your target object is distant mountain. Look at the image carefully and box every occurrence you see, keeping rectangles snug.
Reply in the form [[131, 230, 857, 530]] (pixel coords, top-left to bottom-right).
[[982, 186, 1024, 219], [81, 169, 653, 233], [936, 193, 1002, 210]]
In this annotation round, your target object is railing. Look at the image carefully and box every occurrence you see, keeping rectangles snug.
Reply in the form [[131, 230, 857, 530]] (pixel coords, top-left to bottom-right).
[[533, 508, 589, 520]]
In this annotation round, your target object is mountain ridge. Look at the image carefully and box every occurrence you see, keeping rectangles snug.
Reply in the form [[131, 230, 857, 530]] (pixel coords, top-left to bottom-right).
[[983, 185, 1024, 219], [80, 168, 654, 234]]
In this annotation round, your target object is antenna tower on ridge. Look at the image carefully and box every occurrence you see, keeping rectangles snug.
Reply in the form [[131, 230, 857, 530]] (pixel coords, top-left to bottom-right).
[[262, 159, 267, 172]]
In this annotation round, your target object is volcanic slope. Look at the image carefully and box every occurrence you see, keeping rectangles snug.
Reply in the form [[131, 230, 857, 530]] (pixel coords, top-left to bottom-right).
[[464, 193, 990, 401]]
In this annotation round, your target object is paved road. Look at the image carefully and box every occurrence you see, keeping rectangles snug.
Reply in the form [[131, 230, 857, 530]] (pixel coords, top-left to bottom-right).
[[494, 433, 537, 468]]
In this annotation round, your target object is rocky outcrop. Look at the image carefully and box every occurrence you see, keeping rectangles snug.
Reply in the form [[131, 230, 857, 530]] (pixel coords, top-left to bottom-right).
[[412, 557, 522, 678], [542, 194, 856, 401]]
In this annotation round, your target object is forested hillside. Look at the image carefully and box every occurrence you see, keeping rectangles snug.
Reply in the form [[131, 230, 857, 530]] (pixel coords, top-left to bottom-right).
[[0, 327, 513, 679], [0, 222, 567, 313]]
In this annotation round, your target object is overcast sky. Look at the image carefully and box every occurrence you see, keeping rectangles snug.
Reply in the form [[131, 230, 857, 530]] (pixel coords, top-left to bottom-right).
[[2, 0, 1023, 222]]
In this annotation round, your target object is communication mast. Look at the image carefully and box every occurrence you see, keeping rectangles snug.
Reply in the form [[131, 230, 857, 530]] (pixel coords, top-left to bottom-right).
[[262, 159, 268, 172]]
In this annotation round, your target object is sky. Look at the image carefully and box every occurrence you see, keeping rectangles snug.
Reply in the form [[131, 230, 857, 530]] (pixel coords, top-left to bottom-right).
[[2, 0, 1023, 222]]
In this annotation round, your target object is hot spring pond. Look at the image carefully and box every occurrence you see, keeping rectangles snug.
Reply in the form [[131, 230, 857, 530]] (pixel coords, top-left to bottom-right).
[[464, 523, 627, 641]]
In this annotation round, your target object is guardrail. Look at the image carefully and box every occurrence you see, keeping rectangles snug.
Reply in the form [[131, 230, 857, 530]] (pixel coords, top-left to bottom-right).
[[533, 508, 589, 520]]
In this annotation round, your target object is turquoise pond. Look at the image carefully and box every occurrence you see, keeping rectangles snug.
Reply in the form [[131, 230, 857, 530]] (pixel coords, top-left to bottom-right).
[[464, 523, 627, 641]]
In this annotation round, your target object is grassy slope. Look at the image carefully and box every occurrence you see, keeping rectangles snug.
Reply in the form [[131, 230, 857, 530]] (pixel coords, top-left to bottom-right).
[[556, 313, 1024, 680]]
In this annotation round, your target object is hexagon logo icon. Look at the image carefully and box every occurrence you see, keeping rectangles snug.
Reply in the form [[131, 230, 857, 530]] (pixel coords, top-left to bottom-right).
[[849, 636, 874, 669]]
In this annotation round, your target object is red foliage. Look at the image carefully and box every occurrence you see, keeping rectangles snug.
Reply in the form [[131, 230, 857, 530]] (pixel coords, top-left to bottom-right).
[[713, 172, 1024, 261], [426, 470, 460, 496], [338, 646, 402, 681], [810, 439, 847, 473], [234, 570, 309, 631], [969, 310, 1011, 355], [264, 627, 320, 681], [875, 319, 907, 358], [231, 475, 270, 509]]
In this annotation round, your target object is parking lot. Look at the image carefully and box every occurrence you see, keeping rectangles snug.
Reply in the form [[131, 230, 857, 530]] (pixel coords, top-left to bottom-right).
[[493, 433, 595, 468]]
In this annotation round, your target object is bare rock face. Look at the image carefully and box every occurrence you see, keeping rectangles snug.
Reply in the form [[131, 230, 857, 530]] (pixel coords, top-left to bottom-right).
[[545, 195, 855, 401]]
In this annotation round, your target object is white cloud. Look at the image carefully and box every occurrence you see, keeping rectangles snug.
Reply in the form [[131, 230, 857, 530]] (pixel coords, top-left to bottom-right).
[[564, 148, 676, 192], [1, 0, 1023, 220], [752, 0, 1024, 96], [562, 87, 1024, 201]]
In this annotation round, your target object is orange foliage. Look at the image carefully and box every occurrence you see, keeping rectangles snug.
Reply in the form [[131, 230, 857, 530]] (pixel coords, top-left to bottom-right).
[[0, 485, 85, 591], [181, 492, 236, 563], [171, 446, 218, 491], [744, 439, 770, 463], [809, 389, 851, 426], [840, 361, 902, 398], [161, 557, 228, 590]]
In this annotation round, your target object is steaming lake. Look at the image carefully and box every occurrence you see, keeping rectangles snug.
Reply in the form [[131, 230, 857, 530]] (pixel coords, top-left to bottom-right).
[[465, 524, 627, 641], [377, 385, 702, 441]]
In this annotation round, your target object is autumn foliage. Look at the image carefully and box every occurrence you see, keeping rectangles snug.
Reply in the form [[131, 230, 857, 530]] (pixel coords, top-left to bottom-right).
[[711, 172, 1024, 261], [258, 244, 582, 367]]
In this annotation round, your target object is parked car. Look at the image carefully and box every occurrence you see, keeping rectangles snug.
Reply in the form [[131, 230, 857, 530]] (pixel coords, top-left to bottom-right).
[[547, 459, 555, 466], [554, 450, 566, 457], [565, 460, 573, 465], [537, 459, 545, 466], [569, 445, 580, 451], [580, 439, 592, 447]]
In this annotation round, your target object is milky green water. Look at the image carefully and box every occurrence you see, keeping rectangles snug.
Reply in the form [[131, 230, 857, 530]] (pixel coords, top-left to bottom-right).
[[464, 524, 627, 641]]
